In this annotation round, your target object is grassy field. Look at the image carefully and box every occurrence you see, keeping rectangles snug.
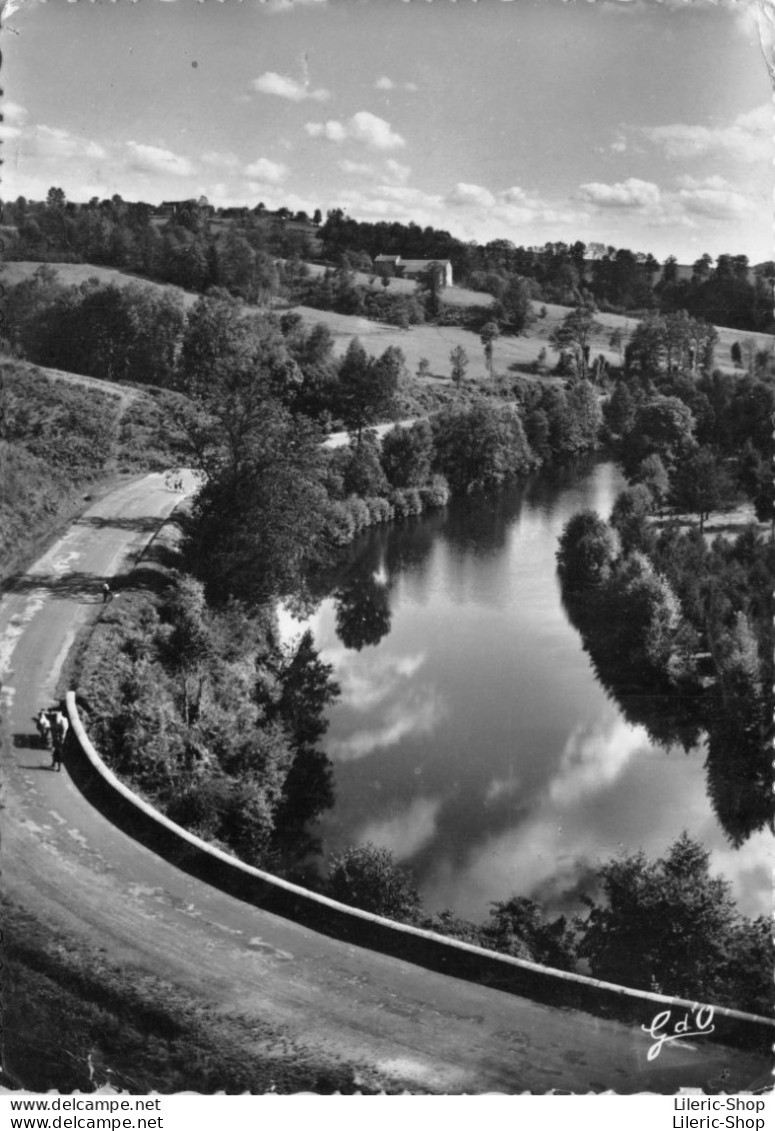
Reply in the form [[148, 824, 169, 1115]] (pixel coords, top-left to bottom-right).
[[302, 260, 494, 308], [2, 896, 363, 1093], [4, 259, 770, 384]]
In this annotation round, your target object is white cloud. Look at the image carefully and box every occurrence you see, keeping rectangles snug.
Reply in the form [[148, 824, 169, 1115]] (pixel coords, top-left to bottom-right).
[[329, 649, 427, 713], [306, 120, 348, 142], [578, 177, 661, 210], [3, 101, 27, 124], [677, 187, 753, 220], [549, 718, 649, 808], [252, 71, 329, 103], [641, 103, 771, 163], [447, 182, 497, 209], [500, 185, 531, 206], [37, 126, 107, 162], [676, 174, 730, 191], [126, 141, 193, 176], [305, 111, 405, 150], [375, 75, 418, 92], [201, 150, 241, 172], [327, 695, 444, 761], [244, 157, 289, 185], [338, 159, 375, 176], [385, 159, 411, 186], [265, 0, 329, 10], [358, 797, 442, 861], [0, 124, 22, 141]]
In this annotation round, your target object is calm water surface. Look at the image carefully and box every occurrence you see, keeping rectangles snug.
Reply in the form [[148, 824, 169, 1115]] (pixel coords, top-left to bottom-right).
[[283, 460, 771, 922]]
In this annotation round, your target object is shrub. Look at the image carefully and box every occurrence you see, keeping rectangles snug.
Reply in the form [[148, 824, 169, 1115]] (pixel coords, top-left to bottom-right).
[[556, 510, 618, 590], [343, 495, 371, 534], [365, 496, 394, 524], [324, 500, 356, 546], [419, 474, 450, 509], [390, 486, 423, 518], [326, 843, 421, 922]]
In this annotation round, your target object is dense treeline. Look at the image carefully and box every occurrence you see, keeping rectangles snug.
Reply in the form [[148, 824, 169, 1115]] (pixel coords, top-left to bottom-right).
[[2, 191, 308, 299], [319, 209, 773, 331], [3, 191, 772, 332], [556, 302, 773, 849], [321, 835, 771, 1016], [78, 581, 339, 867], [2, 272, 604, 603]]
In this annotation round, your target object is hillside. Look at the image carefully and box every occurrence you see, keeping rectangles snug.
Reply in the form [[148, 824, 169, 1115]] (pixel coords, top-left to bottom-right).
[[3, 259, 770, 384]]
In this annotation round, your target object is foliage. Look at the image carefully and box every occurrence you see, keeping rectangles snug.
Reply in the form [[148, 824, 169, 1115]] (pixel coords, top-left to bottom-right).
[[670, 446, 734, 532], [621, 395, 696, 476], [5, 270, 186, 388], [609, 484, 654, 554], [479, 321, 500, 376], [548, 302, 603, 380], [336, 338, 402, 442], [326, 843, 421, 921], [185, 399, 329, 606], [449, 344, 469, 385], [482, 897, 578, 969], [578, 834, 772, 1012], [556, 510, 618, 590], [380, 419, 434, 489], [431, 399, 534, 493]]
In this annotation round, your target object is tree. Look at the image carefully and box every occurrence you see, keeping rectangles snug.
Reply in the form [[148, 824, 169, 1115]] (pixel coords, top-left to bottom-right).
[[185, 398, 329, 606], [608, 327, 624, 362], [494, 274, 533, 334], [337, 339, 401, 444], [484, 896, 577, 970], [416, 262, 443, 320], [416, 357, 431, 379], [578, 834, 770, 1010], [449, 344, 468, 385], [326, 843, 421, 921], [604, 380, 636, 438], [610, 484, 654, 554], [671, 446, 733, 533], [624, 396, 696, 475], [556, 509, 618, 590], [432, 400, 533, 494], [479, 321, 500, 377], [548, 303, 603, 380], [381, 420, 434, 489], [634, 454, 670, 510]]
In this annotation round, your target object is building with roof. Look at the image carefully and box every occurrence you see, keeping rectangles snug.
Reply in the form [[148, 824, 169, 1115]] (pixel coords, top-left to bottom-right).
[[374, 255, 453, 287]]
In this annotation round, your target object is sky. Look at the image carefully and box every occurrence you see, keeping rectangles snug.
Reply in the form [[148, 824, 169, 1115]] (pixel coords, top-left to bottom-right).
[[1, 0, 772, 264]]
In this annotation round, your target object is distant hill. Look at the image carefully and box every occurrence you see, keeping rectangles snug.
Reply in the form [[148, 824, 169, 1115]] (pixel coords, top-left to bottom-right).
[[3, 259, 770, 383]]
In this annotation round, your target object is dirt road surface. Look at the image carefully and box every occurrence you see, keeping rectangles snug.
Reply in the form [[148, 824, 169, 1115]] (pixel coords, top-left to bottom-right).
[[1, 473, 770, 1094]]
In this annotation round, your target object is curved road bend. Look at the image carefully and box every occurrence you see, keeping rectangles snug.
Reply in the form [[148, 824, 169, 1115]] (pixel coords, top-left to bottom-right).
[[0, 473, 769, 1094]]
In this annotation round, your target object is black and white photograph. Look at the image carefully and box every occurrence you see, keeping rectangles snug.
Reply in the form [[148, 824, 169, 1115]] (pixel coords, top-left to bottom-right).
[[0, 0, 773, 1101]]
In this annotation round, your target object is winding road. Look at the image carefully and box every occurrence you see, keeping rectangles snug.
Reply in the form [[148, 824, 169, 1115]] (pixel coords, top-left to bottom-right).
[[1, 472, 770, 1094]]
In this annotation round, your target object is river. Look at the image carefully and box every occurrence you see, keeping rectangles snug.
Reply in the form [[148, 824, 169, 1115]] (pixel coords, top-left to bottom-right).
[[281, 459, 771, 923]]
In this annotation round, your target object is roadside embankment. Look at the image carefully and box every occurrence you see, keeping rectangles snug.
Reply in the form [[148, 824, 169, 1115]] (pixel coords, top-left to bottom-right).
[[64, 689, 774, 1056]]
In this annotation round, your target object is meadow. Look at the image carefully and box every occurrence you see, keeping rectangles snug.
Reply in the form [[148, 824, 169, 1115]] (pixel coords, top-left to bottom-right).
[[3, 259, 768, 385]]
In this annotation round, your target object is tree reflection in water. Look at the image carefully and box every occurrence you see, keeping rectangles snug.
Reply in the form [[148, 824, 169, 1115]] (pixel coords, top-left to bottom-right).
[[334, 569, 392, 651], [561, 587, 773, 848]]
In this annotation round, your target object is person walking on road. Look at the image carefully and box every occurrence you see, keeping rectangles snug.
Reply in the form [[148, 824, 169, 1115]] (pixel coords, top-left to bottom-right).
[[48, 710, 68, 770], [102, 582, 113, 603]]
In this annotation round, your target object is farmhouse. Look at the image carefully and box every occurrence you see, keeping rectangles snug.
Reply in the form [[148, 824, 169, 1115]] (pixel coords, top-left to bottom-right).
[[374, 255, 453, 287]]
